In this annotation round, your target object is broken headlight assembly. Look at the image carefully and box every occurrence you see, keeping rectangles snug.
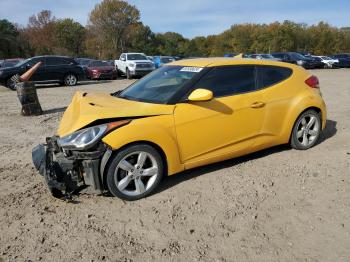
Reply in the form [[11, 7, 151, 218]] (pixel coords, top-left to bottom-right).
[[57, 120, 130, 150]]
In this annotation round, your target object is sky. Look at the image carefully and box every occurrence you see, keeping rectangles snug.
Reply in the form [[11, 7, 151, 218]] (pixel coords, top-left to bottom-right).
[[0, 0, 349, 38]]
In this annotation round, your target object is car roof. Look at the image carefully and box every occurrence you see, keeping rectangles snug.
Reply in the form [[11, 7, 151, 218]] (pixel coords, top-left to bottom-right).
[[32, 55, 72, 59], [4, 58, 24, 61], [169, 57, 297, 68]]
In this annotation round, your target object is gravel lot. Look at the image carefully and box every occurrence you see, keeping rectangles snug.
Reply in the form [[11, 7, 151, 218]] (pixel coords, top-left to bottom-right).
[[0, 69, 349, 262]]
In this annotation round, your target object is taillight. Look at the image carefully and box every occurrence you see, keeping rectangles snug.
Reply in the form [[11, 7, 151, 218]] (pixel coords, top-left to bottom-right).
[[305, 75, 319, 89]]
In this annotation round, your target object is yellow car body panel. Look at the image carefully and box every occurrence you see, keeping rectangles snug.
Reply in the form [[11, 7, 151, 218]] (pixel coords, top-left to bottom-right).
[[57, 91, 174, 137], [102, 115, 184, 175], [56, 58, 327, 176]]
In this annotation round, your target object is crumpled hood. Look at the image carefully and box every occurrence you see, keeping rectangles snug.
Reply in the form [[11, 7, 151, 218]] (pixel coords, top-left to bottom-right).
[[57, 91, 174, 137]]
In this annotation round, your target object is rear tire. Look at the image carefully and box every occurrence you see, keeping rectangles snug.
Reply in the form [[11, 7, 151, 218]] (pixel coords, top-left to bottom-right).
[[290, 110, 321, 150], [106, 144, 164, 201], [64, 74, 77, 86]]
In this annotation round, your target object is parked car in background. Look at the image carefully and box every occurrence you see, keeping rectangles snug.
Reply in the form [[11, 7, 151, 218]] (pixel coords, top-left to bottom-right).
[[271, 52, 321, 69], [115, 53, 155, 79], [314, 56, 338, 68], [0, 60, 3, 67], [75, 58, 95, 67], [0, 58, 24, 68], [224, 54, 238, 57], [86, 60, 117, 80], [249, 54, 281, 61], [330, 54, 350, 68], [0, 56, 85, 90], [307, 56, 325, 68], [173, 56, 183, 61], [153, 56, 175, 68]]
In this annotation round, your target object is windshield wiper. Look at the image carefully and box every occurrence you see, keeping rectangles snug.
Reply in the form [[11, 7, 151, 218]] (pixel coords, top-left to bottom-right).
[[111, 90, 122, 97]]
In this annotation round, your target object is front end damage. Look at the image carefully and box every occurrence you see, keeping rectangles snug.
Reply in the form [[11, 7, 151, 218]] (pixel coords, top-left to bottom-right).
[[32, 136, 111, 199]]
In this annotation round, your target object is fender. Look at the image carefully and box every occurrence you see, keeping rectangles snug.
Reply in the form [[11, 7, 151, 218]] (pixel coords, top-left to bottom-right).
[[280, 90, 327, 144], [102, 115, 184, 176]]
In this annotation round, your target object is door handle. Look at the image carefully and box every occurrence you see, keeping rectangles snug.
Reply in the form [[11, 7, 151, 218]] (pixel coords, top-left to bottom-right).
[[251, 101, 265, 108]]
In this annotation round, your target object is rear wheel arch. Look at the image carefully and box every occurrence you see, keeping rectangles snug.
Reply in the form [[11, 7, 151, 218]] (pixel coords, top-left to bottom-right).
[[289, 106, 322, 142]]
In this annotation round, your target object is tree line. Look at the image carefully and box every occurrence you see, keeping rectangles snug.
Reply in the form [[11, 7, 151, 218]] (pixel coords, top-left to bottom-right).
[[1, 0, 349, 60]]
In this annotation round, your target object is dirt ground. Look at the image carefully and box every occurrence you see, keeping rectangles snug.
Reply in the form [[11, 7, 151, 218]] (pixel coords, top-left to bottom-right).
[[0, 69, 349, 262]]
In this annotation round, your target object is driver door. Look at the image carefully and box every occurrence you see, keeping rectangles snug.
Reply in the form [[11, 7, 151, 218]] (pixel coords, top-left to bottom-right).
[[174, 65, 265, 168]]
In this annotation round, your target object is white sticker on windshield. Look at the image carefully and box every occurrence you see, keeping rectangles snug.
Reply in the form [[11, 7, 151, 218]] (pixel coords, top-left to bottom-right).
[[180, 67, 203, 73]]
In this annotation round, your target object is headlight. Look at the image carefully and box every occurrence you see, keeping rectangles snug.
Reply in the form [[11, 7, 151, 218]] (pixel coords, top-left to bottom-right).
[[297, 60, 304, 65], [57, 120, 131, 150], [128, 63, 135, 68]]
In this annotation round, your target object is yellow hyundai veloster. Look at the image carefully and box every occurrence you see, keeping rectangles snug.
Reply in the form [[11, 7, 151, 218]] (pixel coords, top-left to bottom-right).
[[32, 58, 326, 200]]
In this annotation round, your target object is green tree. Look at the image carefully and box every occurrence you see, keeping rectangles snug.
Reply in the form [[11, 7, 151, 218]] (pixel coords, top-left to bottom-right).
[[55, 19, 86, 56], [88, 0, 140, 58], [155, 32, 189, 56], [126, 22, 158, 55], [0, 19, 21, 58]]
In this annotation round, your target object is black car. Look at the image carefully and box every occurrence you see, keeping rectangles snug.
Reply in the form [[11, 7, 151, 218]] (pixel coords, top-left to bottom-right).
[[330, 54, 350, 68], [0, 56, 86, 90], [271, 52, 320, 69], [305, 55, 325, 68]]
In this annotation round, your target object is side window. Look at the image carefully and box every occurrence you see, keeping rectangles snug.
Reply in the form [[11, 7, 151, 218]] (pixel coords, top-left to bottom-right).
[[121, 54, 126, 60], [61, 58, 73, 65], [27, 58, 45, 67], [195, 66, 256, 97], [45, 57, 62, 66], [257, 66, 292, 89]]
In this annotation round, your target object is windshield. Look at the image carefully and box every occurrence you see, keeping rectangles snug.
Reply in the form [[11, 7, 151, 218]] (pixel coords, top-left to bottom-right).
[[90, 61, 109, 67], [161, 57, 174, 63], [127, 54, 147, 60], [78, 59, 93, 66], [13, 58, 30, 67], [118, 66, 201, 104], [290, 52, 306, 60], [261, 54, 274, 58]]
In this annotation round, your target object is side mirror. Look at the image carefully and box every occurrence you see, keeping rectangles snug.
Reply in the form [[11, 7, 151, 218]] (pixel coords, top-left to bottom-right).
[[121, 57, 126, 61], [188, 89, 213, 102]]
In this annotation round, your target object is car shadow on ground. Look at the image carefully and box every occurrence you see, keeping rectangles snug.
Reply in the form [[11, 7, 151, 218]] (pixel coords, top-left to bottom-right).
[[42, 107, 67, 115], [155, 119, 337, 195], [318, 119, 337, 144]]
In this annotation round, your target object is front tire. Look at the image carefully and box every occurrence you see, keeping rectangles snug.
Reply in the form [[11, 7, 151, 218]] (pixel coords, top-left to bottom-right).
[[291, 110, 321, 150], [106, 144, 164, 201], [6, 77, 16, 90], [64, 74, 77, 86]]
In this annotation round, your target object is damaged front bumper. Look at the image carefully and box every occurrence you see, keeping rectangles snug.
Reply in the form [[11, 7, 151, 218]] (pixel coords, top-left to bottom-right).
[[32, 136, 112, 199]]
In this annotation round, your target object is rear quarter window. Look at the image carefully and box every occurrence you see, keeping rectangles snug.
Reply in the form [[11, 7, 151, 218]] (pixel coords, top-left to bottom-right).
[[257, 65, 292, 89]]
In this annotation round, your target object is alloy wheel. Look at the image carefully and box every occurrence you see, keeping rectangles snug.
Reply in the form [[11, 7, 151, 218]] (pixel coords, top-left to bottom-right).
[[296, 114, 320, 147], [65, 74, 77, 86], [114, 151, 159, 196]]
